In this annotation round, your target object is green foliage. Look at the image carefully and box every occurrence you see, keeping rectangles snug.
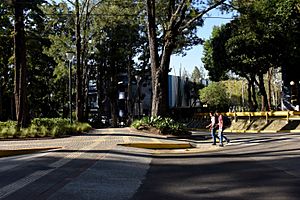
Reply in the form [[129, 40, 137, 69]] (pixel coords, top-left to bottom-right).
[[0, 121, 17, 129], [131, 116, 191, 136], [199, 82, 230, 111], [0, 118, 92, 139], [31, 118, 69, 127], [203, 0, 300, 81], [38, 126, 49, 137]]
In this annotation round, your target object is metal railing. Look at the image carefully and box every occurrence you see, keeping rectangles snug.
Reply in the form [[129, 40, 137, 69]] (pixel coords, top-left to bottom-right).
[[193, 111, 300, 122]]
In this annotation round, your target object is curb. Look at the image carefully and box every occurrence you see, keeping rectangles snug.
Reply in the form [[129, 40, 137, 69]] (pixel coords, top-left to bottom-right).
[[117, 142, 221, 154], [118, 142, 193, 149], [0, 147, 62, 158]]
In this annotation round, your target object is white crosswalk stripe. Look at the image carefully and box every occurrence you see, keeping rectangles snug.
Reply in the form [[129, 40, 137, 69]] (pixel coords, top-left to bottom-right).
[[0, 137, 109, 199]]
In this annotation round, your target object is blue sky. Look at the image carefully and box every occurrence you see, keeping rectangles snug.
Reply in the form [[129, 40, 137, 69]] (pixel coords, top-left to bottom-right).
[[170, 11, 233, 77]]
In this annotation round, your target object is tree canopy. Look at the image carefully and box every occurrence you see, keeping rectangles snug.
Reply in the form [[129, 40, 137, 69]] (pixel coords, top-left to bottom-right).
[[199, 81, 230, 111], [202, 0, 300, 111]]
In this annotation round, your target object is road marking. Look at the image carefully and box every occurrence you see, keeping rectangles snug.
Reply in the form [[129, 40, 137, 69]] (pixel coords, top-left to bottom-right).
[[0, 169, 55, 199], [0, 137, 109, 199], [0, 152, 53, 173], [0, 164, 19, 173], [123, 136, 131, 144]]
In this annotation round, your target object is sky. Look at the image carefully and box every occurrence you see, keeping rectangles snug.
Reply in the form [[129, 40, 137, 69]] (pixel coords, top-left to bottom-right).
[[169, 11, 234, 77]]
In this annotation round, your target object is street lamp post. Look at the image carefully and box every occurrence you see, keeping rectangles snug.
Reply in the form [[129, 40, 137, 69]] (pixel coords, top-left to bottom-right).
[[66, 51, 75, 123]]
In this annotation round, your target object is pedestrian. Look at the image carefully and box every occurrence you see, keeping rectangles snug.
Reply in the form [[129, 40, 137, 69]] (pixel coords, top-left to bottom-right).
[[206, 111, 217, 145], [215, 110, 230, 147]]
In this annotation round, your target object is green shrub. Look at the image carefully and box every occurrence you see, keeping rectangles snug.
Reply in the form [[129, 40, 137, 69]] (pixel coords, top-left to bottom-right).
[[50, 126, 60, 137], [0, 121, 17, 129], [78, 123, 92, 132], [131, 120, 144, 129], [0, 118, 92, 139], [38, 126, 49, 137], [131, 116, 191, 136], [20, 128, 30, 138], [28, 125, 38, 137], [8, 126, 19, 138], [31, 118, 69, 129], [0, 127, 9, 138], [32, 118, 91, 137]]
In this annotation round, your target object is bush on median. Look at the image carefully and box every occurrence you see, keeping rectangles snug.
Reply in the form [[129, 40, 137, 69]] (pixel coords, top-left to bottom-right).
[[131, 116, 191, 136]]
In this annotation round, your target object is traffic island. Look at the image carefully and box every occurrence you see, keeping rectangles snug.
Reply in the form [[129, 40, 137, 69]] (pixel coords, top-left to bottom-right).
[[118, 142, 220, 154]]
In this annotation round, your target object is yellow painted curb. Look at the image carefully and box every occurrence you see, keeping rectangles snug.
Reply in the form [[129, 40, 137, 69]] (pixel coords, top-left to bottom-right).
[[191, 128, 300, 134], [290, 130, 300, 133], [230, 130, 246, 133], [118, 143, 222, 154], [245, 130, 260, 133], [260, 130, 278, 133], [223, 129, 245, 133], [153, 146, 221, 154], [0, 147, 62, 158], [118, 143, 193, 149]]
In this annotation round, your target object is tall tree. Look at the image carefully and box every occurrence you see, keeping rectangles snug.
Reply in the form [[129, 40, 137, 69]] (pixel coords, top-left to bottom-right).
[[13, 0, 29, 128], [90, 0, 145, 126], [145, 0, 228, 117], [44, 0, 100, 122]]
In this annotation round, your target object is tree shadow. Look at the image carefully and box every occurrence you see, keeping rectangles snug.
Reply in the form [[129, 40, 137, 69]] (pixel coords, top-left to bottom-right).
[[2, 138, 300, 200]]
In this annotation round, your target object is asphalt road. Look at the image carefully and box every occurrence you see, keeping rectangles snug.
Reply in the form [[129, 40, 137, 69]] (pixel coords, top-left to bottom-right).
[[1, 129, 300, 200], [132, 133, 300, 200]]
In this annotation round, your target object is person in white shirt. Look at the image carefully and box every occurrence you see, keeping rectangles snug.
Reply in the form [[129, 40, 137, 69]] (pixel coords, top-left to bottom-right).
[[206, 111, 217, 145]]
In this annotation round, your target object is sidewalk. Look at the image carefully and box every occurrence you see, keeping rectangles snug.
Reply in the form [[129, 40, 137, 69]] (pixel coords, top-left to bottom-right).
[[0, 128, 220, 157]]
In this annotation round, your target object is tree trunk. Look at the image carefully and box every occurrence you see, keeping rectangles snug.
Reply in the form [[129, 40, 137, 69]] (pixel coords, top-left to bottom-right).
[[157, 39, 173, 116], [146, 0, 160, 116], [145, 0, 226, 116], [97, 62, 104, 118], [250, 75, 258, 111], [75, 0, 84, 122], [0, 87, 2, 121], [110, 75, 118, 127], [258, 73, 269, 111], [147, 0, 174, 117], [110, 99, 118, 127], [246, 78, 254, 111], [267, 68, 273, 110], [83, 61, 90, 122], [14, 1, 29, 128], [127, 55, 133, 123]]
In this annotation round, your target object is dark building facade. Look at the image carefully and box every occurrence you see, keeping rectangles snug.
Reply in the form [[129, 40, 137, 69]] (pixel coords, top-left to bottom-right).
[[282, 65, 300, 110]]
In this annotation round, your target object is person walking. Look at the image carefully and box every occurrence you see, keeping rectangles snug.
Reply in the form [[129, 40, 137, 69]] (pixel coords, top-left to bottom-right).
[[216, 111, 230, 147], [206, 111, 217, 145]]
